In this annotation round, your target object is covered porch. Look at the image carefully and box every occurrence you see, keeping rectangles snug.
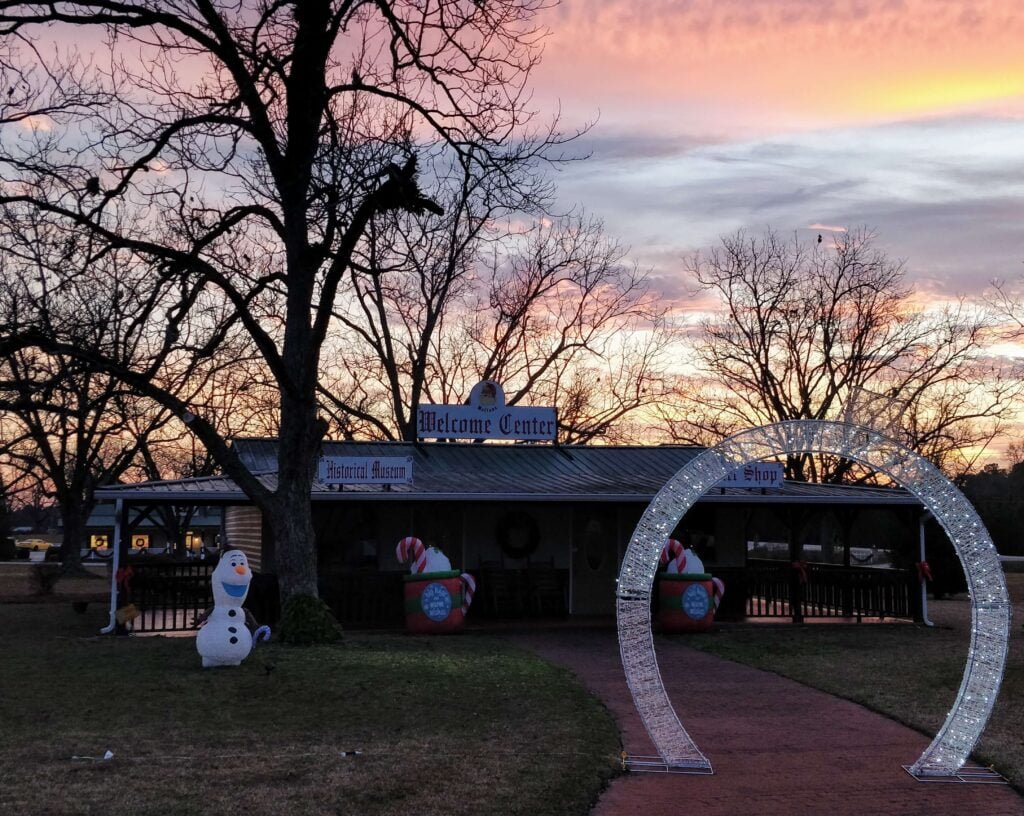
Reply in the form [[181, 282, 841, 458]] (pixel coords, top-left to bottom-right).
[[92, 439, 934, 633]]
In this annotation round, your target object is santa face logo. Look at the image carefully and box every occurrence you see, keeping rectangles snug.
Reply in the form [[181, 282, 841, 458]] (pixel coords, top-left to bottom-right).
[[421, 582, 453, 622], [682, 583, 710, 620]]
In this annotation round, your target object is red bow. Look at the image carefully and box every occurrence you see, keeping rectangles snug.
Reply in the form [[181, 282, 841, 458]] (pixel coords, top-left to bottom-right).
[[916, 561, 933, 583], [116, 566, 134, 593], [791, 560, 808, 584]]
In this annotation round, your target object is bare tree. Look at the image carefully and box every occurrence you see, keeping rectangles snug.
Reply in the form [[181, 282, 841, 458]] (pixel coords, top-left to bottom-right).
[[0, 1, 570, 628], [319, 161, 500, 440], [0, 472, 11, 547], [0, 351, 170, 571], [321, 212, 674, 442], [468, 217, 673, 442], [987, 277, 1024, 338], [0, 232, 169, 571], [660, 228, 1020, 481], [0, 214, 253, 570], [133, 355, 280, 552]]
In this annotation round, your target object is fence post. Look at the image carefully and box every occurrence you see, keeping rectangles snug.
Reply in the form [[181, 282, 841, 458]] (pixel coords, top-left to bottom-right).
[[790, 561, 804, 623]]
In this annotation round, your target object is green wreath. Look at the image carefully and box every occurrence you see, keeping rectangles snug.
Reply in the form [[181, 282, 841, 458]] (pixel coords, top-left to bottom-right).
[[496, 510, 540, 560]]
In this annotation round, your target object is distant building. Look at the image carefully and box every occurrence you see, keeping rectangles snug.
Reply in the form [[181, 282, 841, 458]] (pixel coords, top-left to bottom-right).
[[82, 503, 223, 557]]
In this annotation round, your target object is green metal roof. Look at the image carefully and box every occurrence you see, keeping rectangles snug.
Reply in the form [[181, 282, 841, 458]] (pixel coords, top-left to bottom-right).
[[93, 439, 920, 506]]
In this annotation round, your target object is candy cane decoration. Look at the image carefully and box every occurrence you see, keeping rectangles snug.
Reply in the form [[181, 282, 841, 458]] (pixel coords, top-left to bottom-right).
[[460, 572, 477, 614], [251, 624, 272, 647], [711, 577, 725, 611], [396, 536, 427, 574], [659, 538, 686, 574]]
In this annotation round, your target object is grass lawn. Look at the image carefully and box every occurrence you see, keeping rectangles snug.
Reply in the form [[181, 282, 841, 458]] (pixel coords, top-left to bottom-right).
[[6, 564, 1024, 810], [684, 572, 1024, 789], [0, 597, 621, 816]]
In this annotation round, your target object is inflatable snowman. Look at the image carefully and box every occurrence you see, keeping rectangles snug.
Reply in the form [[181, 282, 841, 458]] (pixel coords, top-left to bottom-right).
[[420, 546, 452, 573], [677, 548, 704, 575], [196, 549, 256, 668]]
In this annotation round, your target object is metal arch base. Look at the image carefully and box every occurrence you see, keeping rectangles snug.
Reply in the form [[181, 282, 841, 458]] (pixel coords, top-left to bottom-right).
[[616, 420, 1012, 776]]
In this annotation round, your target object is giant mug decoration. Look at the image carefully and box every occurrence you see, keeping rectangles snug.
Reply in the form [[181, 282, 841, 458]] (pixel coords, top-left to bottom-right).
[[396, 536, 477, 633], [616, 420, 1011, 777]]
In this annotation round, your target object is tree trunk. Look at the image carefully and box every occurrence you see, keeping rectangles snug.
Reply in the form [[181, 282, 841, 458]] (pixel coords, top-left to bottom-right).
[[59, 498, 87, 575], [268, 383, 325, 605], [266, 479, 320, 603]]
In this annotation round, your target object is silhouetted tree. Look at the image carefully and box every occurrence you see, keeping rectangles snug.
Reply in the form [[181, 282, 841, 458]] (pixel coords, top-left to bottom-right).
[[659, 228, 1020, 481], [957, 462, 1024, 556], [988, 277, 1024, 339], [0, 0, 571, 626], [321, 213, 674, 442], [0, 473, 12, 556], [0, 220, 255, 570]]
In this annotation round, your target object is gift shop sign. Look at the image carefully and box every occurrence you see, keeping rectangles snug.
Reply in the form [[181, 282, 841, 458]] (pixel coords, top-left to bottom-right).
[[318, 456, 413, 485], [716, 462, 784, 488], [416, 381, 556, 441]]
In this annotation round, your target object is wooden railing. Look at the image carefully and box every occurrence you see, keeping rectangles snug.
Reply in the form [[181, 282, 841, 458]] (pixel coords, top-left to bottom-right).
[[742, 558, 920, 622], [120, 564, 406, 632], [319, 570, 404, 628], [122, 561, 216, 633], [318, 567, 569, 626], [118, 558, 919, 632]]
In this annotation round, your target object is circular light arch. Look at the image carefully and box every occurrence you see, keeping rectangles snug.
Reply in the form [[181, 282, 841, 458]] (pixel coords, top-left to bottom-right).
[[616, 420, 1011, 776]]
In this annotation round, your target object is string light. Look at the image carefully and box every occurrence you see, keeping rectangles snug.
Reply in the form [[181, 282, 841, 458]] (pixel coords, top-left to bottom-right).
[[616, 420, 1011, 776]]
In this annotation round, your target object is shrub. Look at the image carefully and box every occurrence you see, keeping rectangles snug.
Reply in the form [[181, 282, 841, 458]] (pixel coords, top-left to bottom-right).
[[29, 564, 62, 596], [277, 594, 343, 645]]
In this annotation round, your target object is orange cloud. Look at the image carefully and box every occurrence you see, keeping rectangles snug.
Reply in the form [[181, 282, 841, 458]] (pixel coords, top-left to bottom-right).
[[536, 0, 1024, 131], [854, 70, 1024, 117]]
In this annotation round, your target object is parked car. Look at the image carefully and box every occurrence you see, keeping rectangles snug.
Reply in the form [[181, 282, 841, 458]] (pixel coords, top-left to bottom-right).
[[15, 539, 59, 561]]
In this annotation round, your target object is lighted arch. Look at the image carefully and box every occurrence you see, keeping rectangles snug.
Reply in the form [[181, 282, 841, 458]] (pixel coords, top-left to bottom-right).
[[616, 420, 1011, 776]]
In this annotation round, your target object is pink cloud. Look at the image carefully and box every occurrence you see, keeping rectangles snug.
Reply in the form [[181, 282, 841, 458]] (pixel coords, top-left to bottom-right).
[[534, 0, 1024, 132]]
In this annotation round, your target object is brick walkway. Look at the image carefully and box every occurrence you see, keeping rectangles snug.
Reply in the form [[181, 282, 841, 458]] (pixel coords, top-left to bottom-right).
[[506, 628, 1024, 816]]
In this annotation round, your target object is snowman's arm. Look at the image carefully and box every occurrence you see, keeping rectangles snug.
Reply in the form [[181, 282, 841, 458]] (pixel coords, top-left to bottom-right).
[[244, 608, 259, 633], [193, 606, 213, 628]]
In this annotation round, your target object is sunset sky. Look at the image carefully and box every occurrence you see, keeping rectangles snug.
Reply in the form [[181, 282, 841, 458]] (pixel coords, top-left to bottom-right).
[[529, 0, 1024, 305]]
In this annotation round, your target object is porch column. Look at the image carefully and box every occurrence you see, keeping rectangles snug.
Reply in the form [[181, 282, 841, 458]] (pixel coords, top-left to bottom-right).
[[918, 512, 934, 626], [567, 505, 575, 615], [786, 508, 804, 623], [100, 499, 126, 634], [835, 508, 858, 618]]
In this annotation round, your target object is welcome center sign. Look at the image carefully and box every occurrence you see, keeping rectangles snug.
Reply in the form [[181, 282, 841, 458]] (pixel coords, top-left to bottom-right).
[[416, 381, 556, 441]]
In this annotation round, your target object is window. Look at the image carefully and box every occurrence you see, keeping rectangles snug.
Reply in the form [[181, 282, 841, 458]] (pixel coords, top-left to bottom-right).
[[747, 539, 789, 560], [184, 532, 203, 551], [131, 534, 150, 550], [90, 535, 109, 550]]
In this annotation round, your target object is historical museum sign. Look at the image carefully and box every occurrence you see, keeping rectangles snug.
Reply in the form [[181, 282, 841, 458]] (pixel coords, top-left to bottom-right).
[[416, 381, 557, 441], [318, 456, 414, 485]]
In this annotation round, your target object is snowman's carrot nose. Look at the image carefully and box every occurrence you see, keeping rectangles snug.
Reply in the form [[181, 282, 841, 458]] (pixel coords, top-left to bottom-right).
[[234, 565, 247, 575]]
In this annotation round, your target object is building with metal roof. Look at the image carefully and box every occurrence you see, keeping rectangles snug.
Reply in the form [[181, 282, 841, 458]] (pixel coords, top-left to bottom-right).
[[96, 439, 921, 506], [81, 503, 223, 559], [95, 440, 928, 627]]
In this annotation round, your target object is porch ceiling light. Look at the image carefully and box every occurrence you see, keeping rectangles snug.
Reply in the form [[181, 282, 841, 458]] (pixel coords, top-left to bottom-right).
[[616, 420, 1011, 777]]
